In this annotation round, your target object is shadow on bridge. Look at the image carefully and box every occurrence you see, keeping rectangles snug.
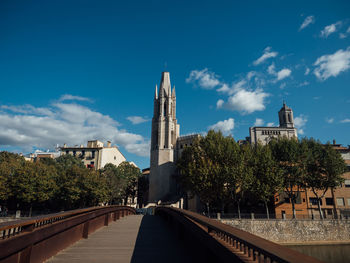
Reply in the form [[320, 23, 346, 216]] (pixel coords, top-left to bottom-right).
[[131, 215, 201, 263]]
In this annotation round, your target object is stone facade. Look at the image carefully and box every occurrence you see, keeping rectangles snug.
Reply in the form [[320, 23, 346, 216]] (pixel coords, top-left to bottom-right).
[[249, 103, 297, 145], [149, 72, 199, 203], [221, 219, 350, 244]]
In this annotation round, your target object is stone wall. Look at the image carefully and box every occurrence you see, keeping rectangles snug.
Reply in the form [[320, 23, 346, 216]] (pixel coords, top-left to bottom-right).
[[221, 219, 350, 244]]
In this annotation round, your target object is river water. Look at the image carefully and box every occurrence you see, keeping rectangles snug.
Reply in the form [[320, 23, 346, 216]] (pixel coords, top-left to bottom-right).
[[287, 244, 350, 263]]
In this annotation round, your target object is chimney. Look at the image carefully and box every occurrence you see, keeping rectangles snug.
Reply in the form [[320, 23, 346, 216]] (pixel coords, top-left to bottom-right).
[[333, 139, 336, 145], [107, 141, 111, 147]]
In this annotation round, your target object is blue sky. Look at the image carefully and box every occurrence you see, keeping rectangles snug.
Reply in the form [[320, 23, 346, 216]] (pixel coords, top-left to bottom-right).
[[0, 0, 350, 169]]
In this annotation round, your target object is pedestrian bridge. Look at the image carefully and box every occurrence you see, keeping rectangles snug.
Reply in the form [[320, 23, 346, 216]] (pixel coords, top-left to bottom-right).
[[0, 206, 322, 263]]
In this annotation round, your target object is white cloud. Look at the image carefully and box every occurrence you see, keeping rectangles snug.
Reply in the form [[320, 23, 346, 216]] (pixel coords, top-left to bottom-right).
[[294, 115, 308, 135], [314, 47, 350, 81], [267, 63, 291, 81], [208, 118, 235, 135], [1, 105, 54, 116], [0, 100, 150, 157], [127, 116, 149, 124], [298, 81, 309, 87], [186, 68, 220, 89], [267, 63, 276, 75], [217, 88, 270, 114], [253, 47, 278, 66], [217, 80, 247, 95], [326, 118, 334, 124], [254, 118, 264, 126], [340, 118, 350, 123], [59, 94, 92, 102], [340, 26, 350, 39], [277, 68, 292, 81], [267, 122, 275, 127], [299, 15, 315, 31], [305, 67, 310, 75], [321, 21, 342, 38]]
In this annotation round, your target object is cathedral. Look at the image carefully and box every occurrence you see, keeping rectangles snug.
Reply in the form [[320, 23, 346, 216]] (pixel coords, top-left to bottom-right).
[[149, 72, 198, 203], [249, 102, 298, 145], [148, 72, 298, 205]]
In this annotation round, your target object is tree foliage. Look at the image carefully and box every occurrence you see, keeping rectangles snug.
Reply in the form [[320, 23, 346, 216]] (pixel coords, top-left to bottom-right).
[[0, 152, 139, 213], [177, 131, 347, 217]]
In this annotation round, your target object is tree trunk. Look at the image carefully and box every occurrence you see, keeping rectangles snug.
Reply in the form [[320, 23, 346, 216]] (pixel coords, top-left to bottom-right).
[[291, 197, 296, 219], [29, 205, 32, 217], [206, 202, 210, 218], [317, 199, 324, 219], [264, 201, 270, 219], [237, 201, 241, 219]]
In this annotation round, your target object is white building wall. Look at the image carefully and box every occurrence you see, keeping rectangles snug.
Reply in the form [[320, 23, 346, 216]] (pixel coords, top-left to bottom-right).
[[100, 147, 126, 168]]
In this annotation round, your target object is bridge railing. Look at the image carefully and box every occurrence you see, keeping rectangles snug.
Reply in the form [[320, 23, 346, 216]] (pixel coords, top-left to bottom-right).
[[155, 207, 323, 263], [0, 205, 135, 263]]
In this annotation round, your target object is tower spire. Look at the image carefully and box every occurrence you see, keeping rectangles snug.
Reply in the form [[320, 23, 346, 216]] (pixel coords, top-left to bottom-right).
[[160, 72, 171, 96], [172, 85, 176, 97], [154, 85, 158, 99]]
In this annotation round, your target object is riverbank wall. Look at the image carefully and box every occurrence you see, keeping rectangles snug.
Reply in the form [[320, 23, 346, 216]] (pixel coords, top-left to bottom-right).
[[220, 219, 350, 245]]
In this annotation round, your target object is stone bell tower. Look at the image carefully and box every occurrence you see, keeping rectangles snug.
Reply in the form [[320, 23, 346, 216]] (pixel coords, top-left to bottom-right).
[[278, 101, 295, 128], [149, 72, 180, 202]]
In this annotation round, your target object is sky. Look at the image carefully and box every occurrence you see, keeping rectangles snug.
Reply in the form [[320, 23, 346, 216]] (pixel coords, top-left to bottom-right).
[[0, 0, 350, 169]]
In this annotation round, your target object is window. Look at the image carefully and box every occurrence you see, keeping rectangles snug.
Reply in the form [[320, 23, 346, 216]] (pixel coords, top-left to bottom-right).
[[347, 198, 350, 206], [73, 151, 76, 157], [288, 114, 291, 122], [327, 209, 333, 215], [91, 151, 95, 158], [326, 198, 334, 206], [114, 156, 116, 160], [344, 179, 350, 188], [82, 150, 85, 157], [66, 150, 69, 154], [336, 198, 345, 206], [309, 198, 321, 205]]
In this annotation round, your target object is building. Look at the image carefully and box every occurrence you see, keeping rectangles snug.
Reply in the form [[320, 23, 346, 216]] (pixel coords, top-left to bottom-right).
[[22, 150, 61, 162], [60, 140, 126, 170], [149, 72, 199, 203], [249, 102, 297, 145]]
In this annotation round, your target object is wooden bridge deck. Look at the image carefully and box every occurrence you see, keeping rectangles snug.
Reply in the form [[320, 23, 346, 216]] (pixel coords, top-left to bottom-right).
[[48, 214, 195, 263]]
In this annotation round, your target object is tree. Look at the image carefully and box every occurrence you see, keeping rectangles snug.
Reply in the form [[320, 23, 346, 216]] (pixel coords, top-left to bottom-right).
[[303, 138, 346, 219], [177, 130, 241, 214], [250, 144, 284, 219], [269, 137, 306, 218], [101, 163, 126, 204], [115, 162, 141, 205]]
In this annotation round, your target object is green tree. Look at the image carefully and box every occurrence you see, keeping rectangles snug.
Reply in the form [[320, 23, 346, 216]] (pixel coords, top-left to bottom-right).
[[116, 162, 141, 205], [177, 130, 241, 214], [251, 144, 284, 219], [101, 163, 126, 204], [269, 137, 306, 218], [303, 139, 346, 219]]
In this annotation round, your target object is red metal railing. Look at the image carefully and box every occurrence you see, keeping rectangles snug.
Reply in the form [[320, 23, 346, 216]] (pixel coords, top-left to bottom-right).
[[155, 207, 323, 263], [0, 205, 135, 263]]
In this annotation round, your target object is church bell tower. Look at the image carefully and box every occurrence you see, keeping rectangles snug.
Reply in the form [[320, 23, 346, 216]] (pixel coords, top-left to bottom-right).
[[149, 72, 180, 202], [278, 102, 294, 128]]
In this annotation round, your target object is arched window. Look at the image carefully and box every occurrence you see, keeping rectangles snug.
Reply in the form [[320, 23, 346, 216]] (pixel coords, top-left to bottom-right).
[[163, 102, 166, 116], [288, 114, 291, 122]]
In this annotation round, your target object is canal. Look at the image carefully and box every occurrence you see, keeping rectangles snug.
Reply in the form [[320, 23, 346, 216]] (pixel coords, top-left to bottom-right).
[[287, 244, 350, 263]]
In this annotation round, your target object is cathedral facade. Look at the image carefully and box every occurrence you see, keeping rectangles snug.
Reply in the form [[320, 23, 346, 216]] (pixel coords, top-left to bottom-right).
[[149, 72, 198, 203], [249, 102, 298, 145]]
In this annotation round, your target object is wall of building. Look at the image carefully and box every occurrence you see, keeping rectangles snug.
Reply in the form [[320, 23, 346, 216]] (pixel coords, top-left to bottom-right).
[[100, 147, 126, 168], [221, 219, 350, 244]]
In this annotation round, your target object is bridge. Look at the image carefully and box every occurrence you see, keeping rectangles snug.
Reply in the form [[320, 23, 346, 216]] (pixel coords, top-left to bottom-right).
[[0, 206, 322, 263]]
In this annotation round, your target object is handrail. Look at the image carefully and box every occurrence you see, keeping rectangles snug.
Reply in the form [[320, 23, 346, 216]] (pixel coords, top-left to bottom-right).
[[156, 207, 323, 263], [0, 205, 135, 262]]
